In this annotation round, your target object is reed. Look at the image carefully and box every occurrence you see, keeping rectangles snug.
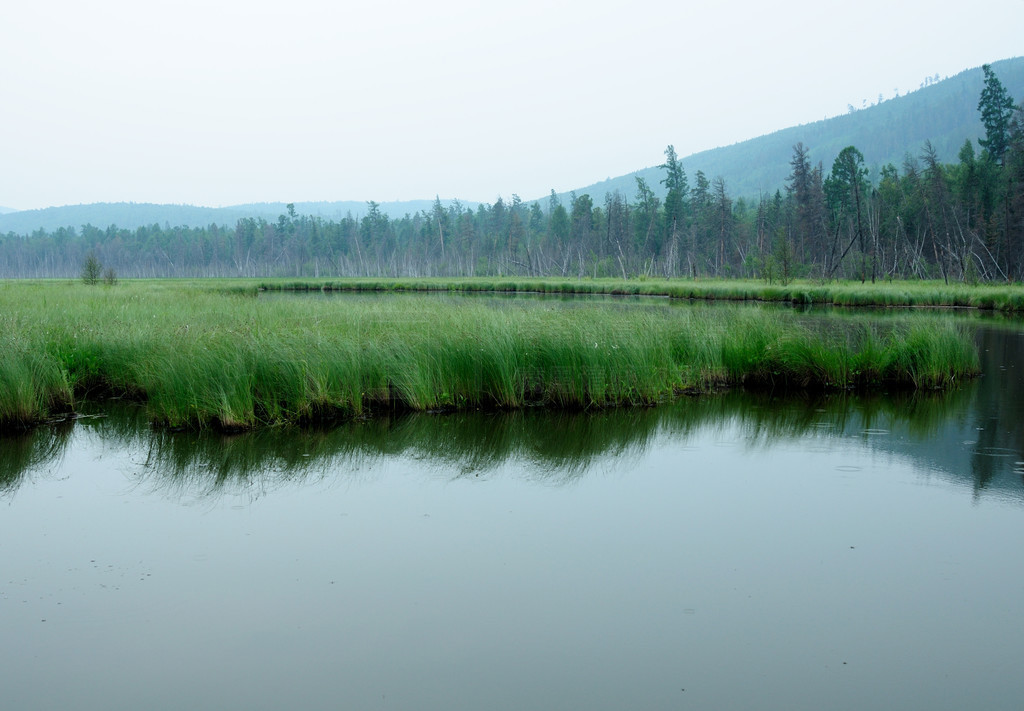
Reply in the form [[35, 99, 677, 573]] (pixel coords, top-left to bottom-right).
[[0, 280, 981, 430]]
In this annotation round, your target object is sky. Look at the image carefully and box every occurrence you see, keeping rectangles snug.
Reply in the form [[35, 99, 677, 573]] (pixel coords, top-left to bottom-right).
[[2, 0, 1023, 211]]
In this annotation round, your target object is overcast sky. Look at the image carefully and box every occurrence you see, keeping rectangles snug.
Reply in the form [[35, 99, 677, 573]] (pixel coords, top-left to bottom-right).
[[2, 0, 1022, 211]]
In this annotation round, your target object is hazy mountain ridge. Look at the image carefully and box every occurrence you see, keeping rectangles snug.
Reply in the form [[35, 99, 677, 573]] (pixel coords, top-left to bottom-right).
[[0, 200, 474, 235], [2, 57, 1022, 235], [556, 56, 1024, 204]]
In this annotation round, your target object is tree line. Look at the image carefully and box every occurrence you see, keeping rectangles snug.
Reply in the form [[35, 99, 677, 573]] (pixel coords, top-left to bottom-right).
[[3, 66, 1022, 283]]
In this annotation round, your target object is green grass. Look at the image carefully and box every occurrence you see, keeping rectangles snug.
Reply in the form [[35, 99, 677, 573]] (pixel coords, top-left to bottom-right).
[[0, 279, 982, 431], [0, 338, 73, 428]]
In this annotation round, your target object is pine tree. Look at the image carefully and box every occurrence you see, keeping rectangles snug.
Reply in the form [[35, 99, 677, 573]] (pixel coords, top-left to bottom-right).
[[978, 64, 1016, 165], [825, 146, 869, 281], [660, 145, 689, 196], [661, 145, 689, 276]]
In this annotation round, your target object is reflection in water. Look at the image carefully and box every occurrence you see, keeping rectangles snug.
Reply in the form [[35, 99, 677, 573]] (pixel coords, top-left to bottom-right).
[[968, 328, 1024, 496], [0, 419, 73, 496], [3, 375, 1022, 503]]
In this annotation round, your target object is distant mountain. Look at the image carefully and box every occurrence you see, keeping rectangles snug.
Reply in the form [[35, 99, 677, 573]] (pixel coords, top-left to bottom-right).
[[553, 56, 1024, 205], [0, 206, 17, 214], [5, 57, 1023, 235], [1, 203, 238, 234], [0, 199, 474, 235]]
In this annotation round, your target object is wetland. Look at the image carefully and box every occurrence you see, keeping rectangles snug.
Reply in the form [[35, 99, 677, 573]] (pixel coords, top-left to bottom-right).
[[2, 282, 1023, 710]]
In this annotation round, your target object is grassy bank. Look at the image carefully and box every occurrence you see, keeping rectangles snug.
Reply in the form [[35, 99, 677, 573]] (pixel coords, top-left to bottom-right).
[[0, 280, 980, 431], [253, 276, 1024, 311]]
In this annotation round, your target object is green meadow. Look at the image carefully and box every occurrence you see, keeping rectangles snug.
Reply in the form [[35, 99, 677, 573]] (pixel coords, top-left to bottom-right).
[[0, 279, 982, 431]]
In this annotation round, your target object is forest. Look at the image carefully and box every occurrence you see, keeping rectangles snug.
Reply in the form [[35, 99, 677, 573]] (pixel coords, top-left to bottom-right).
[[2, 66, 1022, 284]]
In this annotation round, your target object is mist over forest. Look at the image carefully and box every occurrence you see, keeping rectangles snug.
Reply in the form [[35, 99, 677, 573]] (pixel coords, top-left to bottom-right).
[[2, 58, 1023, 283]]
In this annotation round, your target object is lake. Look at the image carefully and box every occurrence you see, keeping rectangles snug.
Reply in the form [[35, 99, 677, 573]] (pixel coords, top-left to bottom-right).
[[2, 310, 1023, 711]]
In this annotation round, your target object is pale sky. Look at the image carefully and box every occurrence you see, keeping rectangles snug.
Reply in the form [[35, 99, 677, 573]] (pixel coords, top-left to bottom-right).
[[2, 0, 1022, 211]]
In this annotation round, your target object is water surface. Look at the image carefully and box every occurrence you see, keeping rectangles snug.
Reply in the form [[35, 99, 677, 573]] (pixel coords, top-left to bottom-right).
[[2, 323, 1023, 711]]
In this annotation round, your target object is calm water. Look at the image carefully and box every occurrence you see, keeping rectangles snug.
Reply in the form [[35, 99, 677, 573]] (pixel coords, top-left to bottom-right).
[[2, 320, 1024, 710]]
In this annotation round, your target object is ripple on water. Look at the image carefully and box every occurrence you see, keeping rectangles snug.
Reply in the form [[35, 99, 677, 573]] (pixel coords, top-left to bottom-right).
[[972, 447, 1017, 458], [835, 465, 863, 472], [861, 428, 890, 436]]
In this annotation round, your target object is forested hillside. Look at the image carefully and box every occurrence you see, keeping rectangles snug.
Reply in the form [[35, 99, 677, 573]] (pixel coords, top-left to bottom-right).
[[570, 57, 1024, 204], [2, 62, 1023, 283]]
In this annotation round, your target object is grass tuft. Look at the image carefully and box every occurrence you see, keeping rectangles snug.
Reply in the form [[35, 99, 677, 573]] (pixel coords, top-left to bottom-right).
[[0, 280, 981, 430]]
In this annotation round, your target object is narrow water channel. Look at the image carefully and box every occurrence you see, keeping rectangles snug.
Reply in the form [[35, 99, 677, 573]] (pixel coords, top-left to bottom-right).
[[2, 323, 1023, 711]]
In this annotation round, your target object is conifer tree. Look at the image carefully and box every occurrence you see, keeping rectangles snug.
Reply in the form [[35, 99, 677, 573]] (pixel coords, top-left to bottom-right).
[[978, 64, 1016, 165]]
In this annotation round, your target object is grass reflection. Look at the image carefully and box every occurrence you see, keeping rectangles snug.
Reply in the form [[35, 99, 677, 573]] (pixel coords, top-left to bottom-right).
[[0, 419, 74, 496], [2, 385, 999, 502]]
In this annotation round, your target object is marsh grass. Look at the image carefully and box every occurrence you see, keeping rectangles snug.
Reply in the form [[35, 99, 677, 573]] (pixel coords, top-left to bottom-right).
[[0, 280, 981, 430], [0, 339, 74, 427]]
